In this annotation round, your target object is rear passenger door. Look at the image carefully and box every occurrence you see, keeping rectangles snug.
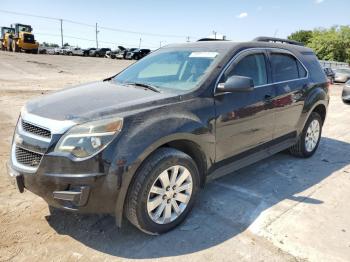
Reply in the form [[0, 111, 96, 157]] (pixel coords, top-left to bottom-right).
[[267, 50, 308, 139]]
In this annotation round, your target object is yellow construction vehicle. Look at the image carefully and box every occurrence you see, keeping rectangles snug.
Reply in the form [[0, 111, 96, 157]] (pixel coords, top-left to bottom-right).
[[10, 23, 39, 53], [0, 27, 15, 51]]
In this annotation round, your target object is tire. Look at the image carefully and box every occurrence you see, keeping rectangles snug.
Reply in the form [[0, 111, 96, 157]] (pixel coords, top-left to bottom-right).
[[7, 38, 12, 52], [32, 49, 38, 54], [125, 148, 200, 235], [95, 53, 99, 57], [289, 112, 323, 158], [12, 40, 19, 52]]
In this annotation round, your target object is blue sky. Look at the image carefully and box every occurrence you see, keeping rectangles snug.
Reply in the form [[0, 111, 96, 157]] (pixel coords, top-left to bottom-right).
[[0, 0, 349, 49]]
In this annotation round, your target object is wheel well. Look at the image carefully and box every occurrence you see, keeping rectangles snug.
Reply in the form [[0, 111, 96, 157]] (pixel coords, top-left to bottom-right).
[[161, 140, 207, 187], [312, 104, 326, 124]]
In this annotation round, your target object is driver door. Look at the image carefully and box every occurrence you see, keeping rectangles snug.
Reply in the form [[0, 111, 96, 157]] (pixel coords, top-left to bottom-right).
[[214, 50, 275, 162]]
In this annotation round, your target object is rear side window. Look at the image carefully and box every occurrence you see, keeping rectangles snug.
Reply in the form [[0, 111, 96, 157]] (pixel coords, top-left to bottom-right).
[[270, 53, 301, 82], [226, 53, 268, 86]]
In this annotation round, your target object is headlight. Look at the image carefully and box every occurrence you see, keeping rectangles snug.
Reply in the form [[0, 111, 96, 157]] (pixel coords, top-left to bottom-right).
[[55, 117, 123, 159]]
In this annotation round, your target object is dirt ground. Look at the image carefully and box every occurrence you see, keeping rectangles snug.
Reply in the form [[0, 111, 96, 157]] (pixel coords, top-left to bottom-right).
[[0, 51, 349, 262]]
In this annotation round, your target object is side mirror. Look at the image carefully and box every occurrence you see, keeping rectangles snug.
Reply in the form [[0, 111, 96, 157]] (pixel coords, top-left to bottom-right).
[[217, 75, 254, 93]]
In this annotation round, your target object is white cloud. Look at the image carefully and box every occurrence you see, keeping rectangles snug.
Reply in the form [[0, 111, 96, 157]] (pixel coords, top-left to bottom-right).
[[237, 12, 248, 19], [315, 0, 324, 4]]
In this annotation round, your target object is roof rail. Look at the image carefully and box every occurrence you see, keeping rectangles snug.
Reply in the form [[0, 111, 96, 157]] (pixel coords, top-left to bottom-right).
[[253, 36, 304, 46], [197, 38, 227, 42]]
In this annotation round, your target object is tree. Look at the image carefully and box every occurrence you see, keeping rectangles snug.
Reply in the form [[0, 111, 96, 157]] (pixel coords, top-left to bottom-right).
[[63, 42, 70, 47], [288, 26, 350, 64], [42, 42, 59, 48], [288, 30, 313, 45]]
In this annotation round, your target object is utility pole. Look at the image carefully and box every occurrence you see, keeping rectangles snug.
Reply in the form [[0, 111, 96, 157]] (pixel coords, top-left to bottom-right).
[[213, 30, 217, 39], [186, 36, 190, 42], [139, 37, 142, 48], [60, 19, 63, 47], [95, 23, 99, 48]]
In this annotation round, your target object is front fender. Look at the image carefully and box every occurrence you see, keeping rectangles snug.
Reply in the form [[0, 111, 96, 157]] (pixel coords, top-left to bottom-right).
[[108, 110, 214, 226]]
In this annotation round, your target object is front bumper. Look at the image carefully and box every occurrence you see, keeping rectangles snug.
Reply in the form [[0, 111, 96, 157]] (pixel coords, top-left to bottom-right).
[[8, 112, 121, 214], [7, 155, 120, 213]]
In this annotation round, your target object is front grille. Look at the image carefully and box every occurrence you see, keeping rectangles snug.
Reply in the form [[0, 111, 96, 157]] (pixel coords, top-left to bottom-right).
[[21, 120, 51, 138], [15, 147, 42, 167]]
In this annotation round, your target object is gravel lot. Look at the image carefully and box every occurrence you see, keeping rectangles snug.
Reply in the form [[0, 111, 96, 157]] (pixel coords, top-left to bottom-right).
[[0, 51, 349, 262]]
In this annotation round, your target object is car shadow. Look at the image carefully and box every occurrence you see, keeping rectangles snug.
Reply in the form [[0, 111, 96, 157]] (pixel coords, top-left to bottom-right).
[[46, 137, 350, 259]]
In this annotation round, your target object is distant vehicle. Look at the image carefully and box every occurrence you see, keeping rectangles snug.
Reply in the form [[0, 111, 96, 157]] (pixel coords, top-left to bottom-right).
[[65, 47, 84, 56], [83, 48, 96, 56], [46, 48, 56, 55], [58, 46, 71, 55], [108, 46, 127, 59], [9, 23, 39, 54], [334, 68, 350, 83], [342, 80, 350, 104], [38, 46, 47, 54], [0, 27, 15, 51], [89, 48, 111, 57], [323, 67, 335, 84], [117, 48, 137, 59], [125, 48, 151, 60]]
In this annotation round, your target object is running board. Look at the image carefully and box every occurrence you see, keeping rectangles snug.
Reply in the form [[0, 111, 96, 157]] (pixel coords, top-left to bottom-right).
[[208, 138, 296, 181]]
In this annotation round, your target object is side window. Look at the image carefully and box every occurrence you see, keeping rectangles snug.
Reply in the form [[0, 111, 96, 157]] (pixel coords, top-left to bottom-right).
[[226, 53, 268, 86], [270, 53, 301, 82]]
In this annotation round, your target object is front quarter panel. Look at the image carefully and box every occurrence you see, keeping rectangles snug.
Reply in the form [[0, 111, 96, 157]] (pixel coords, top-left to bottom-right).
[[106, 96, 215, 226]]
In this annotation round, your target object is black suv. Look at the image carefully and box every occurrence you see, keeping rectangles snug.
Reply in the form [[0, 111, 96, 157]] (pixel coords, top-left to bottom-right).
[[7, 37, 329, 234], [125, 48, 151, 60], [89, 48, 111, 57]]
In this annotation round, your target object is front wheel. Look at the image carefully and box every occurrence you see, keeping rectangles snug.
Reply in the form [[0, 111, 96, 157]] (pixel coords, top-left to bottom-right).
[[289, 112, 323, 158], [125, 148, 200, 235]]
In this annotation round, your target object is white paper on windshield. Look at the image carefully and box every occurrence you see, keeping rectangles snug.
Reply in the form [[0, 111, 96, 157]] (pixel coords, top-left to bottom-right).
[[189, 52, 218, 58]]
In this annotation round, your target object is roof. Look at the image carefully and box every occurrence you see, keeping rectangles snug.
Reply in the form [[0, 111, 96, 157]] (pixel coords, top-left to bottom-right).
[[165, 40, 313, 53]]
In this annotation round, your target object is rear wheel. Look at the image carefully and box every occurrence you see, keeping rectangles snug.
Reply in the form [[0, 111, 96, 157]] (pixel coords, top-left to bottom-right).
[[289, 112, 323, 158], [32, 49, 38, 54], [125, 148, 200, 235]]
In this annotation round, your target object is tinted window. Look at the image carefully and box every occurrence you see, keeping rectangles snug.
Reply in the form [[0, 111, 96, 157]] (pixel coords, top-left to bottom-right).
[[271, 53, 300, 82], [227, 53, 268, 86]]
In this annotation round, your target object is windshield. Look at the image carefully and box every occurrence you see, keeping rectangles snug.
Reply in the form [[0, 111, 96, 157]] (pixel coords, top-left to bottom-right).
[[113, 50, 221, 92], [18, 25, 31, 33]]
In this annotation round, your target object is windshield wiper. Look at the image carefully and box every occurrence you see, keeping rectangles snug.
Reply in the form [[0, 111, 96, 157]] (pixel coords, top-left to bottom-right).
[[125, 82, 160, 93]]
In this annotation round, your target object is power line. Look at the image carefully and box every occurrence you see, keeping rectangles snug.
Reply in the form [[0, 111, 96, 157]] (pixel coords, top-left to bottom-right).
[[0, 9, 196, 39]]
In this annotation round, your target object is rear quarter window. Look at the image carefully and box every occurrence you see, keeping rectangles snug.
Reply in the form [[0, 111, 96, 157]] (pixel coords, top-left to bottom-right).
[[270, 53, 300, 82]]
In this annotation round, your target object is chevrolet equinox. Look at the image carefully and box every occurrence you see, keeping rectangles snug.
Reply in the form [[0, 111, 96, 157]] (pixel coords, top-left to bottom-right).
[[8, 37, 329, 234]]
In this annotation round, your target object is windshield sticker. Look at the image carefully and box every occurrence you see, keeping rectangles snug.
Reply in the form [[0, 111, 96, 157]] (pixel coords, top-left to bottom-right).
[[189, 52, 218, 58]]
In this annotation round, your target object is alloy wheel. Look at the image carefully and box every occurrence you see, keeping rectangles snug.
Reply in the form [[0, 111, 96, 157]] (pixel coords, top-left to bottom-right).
[[305, 119, 320, 152], [147, 165, 193, 224]]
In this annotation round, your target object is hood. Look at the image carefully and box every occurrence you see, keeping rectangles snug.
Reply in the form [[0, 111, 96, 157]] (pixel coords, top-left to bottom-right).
[[25, 81, 176, 122]]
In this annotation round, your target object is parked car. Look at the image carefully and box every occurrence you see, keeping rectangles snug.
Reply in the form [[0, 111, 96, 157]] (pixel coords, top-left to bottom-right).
[[116, 48, 137, 59], [69, 47, 84, 56], [334, 68, 350, 83], [342, 80, 350, 103], [106, 46, 126, 59], [323, 67, 335, 84], [89, 48, 111, 57], [59, 46, 72, 55], [46, 48, 56, 55], [125, 48, 151, 60], [83, 48, 96, 57], [7, 37, 329, 235], [53, 47, 61, 55], [38, 46, 47, 54]]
